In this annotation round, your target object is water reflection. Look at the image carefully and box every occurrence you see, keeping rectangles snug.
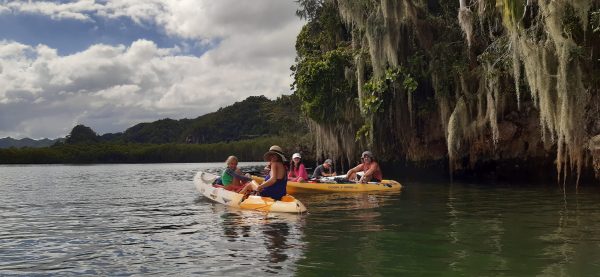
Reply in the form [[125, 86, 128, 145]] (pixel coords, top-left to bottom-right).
[[3, 164, 600, 276], [263, 222, 290, 265], [302, 191, 399, 211], [538, 190, 600, 276], [445, 184, 508, 274], [221, 212, 252, 241], [207, 203, 305, 275]]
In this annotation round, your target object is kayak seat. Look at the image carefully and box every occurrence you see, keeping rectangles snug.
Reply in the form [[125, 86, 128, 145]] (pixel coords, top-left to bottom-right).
[[280, 195, 296, 202]]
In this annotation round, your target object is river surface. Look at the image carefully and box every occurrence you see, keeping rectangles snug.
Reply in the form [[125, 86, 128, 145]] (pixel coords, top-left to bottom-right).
[[1, 163, 600, 276]]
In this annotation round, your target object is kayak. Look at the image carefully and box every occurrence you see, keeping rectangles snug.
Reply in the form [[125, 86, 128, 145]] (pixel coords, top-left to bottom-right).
[[250, 175, 402, 193], [194, 171, 307, 213]]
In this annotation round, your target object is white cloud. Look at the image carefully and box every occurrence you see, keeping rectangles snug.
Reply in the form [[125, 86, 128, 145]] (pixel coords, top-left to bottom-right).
[[4, 0, 98, 21], [1, 0, 301, 40], [0, 1, 304, 139], [0, 34, 299, 138]]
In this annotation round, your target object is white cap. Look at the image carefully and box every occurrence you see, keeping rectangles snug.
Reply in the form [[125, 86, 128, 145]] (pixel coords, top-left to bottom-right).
[[292, 153, 301, 159]]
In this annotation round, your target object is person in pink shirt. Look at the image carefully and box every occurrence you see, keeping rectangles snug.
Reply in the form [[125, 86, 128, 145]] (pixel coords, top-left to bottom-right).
[[288, 152, 308, 182]]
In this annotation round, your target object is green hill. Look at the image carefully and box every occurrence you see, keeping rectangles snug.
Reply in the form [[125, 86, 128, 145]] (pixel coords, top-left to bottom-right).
[[72, 94, 307, 145], [0, 94, 311, 164]]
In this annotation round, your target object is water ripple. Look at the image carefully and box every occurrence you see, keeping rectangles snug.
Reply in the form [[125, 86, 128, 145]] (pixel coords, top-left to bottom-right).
[[2, 164, 600, 276], [0, 163, 305, 276]]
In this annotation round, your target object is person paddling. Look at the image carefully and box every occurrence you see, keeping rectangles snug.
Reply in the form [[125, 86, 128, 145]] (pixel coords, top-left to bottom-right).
[[346, 151, 383, 183], [256, 145, 288, 200]]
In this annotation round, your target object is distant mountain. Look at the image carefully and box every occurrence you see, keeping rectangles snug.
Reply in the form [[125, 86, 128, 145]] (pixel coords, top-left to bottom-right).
[[0, 137, 63, 148], [63, 94, 308, 145]]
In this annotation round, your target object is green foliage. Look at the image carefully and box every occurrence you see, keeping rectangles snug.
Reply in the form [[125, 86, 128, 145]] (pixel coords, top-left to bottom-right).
[[294, 48, 354, 122], [1, 95, 311, 164], [65, 125, 99, 144], [183, 95, 307, 144], [357, 66, 418, 143], [355, 124, 370, 142], [403, 75, 418, 94], [76, 95, 308, 145], [124, 119, 185, 144], [295, 0, 323, 20], [183, 96, 272, 143], [361, 66, 418, 115], [292, 1, 354, 124], [0, 136, 305, 164], [295, 2, 348, 57]]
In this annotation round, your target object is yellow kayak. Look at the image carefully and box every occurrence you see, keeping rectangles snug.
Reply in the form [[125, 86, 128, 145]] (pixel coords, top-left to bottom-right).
[[251, 176, 402, 193], [194, 172, 307, 213]]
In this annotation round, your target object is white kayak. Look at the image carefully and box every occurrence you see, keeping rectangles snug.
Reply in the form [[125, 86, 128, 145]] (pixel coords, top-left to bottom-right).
[[194, 171, 307, 213]]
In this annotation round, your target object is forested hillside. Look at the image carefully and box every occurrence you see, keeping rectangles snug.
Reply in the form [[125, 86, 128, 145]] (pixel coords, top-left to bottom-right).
[[74, 94, 307, 144], [0, 95, 311, 164]]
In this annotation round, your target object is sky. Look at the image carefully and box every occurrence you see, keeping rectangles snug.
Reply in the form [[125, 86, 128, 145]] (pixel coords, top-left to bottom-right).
[[0, 0, 305, 139]]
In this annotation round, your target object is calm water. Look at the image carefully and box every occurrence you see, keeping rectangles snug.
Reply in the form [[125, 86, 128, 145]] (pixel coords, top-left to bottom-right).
[[1, 163, 600, 276]]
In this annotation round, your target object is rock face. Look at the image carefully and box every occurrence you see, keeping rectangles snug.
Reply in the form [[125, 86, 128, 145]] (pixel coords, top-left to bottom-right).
[[592, 135, 600, 178], [292, 0, 600, 183]]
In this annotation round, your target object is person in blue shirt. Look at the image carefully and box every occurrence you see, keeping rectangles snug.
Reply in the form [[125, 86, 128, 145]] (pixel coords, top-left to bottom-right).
[[256, 145, 287, 200]]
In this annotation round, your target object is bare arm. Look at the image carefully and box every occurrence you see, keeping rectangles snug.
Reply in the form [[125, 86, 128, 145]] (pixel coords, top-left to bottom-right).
[[346, 164, 363, 176], [229, 168, 252, 182]]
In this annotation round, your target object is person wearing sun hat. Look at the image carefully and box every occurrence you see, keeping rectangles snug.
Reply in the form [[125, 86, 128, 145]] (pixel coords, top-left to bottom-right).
[[288, 152, 308, 182], [346, 150, 382, 183], [256, 145, 288, 200], [312, 158, 335, 178]]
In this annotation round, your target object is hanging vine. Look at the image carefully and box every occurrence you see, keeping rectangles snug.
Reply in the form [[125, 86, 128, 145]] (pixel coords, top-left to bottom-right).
[[293, 0, 599, 182]]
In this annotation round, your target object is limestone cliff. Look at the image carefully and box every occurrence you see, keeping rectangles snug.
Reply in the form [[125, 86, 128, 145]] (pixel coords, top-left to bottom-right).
[[292, 0, 600, 183]]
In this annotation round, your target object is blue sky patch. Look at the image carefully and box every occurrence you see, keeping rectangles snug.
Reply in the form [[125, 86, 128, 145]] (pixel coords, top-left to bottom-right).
[[0, 12, 211, 56]]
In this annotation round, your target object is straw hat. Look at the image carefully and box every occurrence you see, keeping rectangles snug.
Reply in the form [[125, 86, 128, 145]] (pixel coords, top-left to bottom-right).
[[263, 145, 287, 162]]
